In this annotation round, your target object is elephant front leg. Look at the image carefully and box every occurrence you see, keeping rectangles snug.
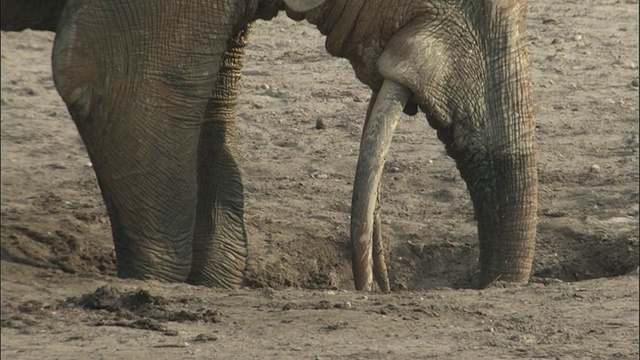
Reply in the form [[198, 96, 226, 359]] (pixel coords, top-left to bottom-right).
[[51, 0, 238, 284], [187, 26, 250, 288], [91, 139, 198, 283]]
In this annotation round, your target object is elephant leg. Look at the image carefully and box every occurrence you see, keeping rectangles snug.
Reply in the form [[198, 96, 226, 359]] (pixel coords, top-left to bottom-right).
[[52, 0, 235, 283], [71, 99, 202, 283], [186, 26, 251, 288]]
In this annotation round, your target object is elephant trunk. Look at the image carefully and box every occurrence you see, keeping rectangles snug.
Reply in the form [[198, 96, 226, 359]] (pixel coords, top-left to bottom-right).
[[463, 136, 538, 287], [350, 79, 411, 291], [460, 44, 538, 287]]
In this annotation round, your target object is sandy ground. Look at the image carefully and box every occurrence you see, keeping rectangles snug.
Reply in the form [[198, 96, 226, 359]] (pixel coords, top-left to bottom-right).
[[1, 1, 639, 359]]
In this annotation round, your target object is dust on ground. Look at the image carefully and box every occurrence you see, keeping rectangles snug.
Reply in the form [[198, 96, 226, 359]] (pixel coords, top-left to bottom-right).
[[1, 0, 639, 358]]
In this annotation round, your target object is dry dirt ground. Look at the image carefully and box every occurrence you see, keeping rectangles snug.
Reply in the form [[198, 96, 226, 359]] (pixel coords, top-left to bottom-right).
[[1, 1, 639, 359]]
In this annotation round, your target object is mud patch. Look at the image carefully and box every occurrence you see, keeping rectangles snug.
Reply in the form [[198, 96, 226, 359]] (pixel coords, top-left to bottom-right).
[[391, 241, 480, 290], [534, 227, 639, 282], [1, 221, 116, 276]]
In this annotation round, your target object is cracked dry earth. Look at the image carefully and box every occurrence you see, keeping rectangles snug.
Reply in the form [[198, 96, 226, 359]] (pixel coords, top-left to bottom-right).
[[1, 0, 639, 359]]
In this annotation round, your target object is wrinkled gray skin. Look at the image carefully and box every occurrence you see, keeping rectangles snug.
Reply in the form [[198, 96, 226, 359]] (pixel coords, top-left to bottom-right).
[[1, 0, 538, 290]]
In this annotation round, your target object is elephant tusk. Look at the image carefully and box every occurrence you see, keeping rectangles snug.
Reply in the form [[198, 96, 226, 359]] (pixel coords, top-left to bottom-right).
[[351, 79, 411, 291], [372, 204, 390, 292]]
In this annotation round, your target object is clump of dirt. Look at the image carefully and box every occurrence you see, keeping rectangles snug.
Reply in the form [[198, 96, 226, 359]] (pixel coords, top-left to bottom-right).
[[62, 286, 222, 334], [73, 286, 168, 313]]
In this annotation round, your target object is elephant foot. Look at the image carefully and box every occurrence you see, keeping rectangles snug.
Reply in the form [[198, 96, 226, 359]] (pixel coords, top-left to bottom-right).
[[188, 214, 248, 289], [187, 256, 246, 289]]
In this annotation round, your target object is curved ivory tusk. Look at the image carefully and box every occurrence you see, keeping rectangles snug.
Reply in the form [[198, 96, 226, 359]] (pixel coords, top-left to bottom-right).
[[372, 204, 390, 292], [351, 79, 411, 291]]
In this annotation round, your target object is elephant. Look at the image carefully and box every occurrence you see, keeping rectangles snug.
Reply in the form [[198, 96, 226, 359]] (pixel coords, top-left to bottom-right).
[[1, 0, 538, 291]]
